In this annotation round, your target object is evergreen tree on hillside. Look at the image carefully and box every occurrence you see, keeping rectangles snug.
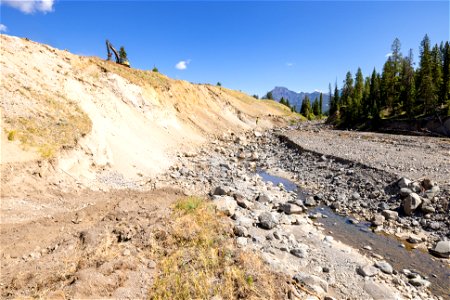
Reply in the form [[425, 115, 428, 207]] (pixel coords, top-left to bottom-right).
[[431, 44, 443, 105], [369, 70, 382, 120], [381, 57, 396, 111], [319, 93, 323, 115], [362, 76, 371, 117], [417, 34, 436, 114], [119, 46, 128, 62], [300, 95, 311, 117], [400, 49, 416, 117], [353, 68, 364, 119], [265, 91, 273, 100], [341, 71, 354, 107], [332, 82, 340, 114], [312, 98, 320, 115], [280, 97, 286, 106], [328, 83, 333, 115], [441, 42, 450, 110]]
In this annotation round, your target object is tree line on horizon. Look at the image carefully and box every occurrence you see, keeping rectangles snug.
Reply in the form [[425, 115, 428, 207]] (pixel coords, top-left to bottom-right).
[[328, 35, 450, 128], [264, 91, 324, 119]]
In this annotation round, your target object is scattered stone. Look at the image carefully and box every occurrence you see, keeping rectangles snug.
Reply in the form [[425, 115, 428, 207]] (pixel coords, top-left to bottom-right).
[[283, 203, 303, 215], [256, 194, 271, 203], [407, 234, 422, 244], [371, 214, 385, 226], [399, 187, 413, 197], [363, 245, 372, 251], [322, 267, 330, 273], [398, 177, 412, 189], [258, 212, 278, 230], [236, 237, 248, 247], [290, 248, 308, 258], [233, 226, 248, 237], [211, 186, 228, 196], [429, 240, 450, 258], [350, 192, 360, 200], [402, 193, 422, 216], [424, 185, 440, 199], [293, 272, 328, 295], [304, 196, 317, 206], [357, 264, 379, 277], [382, 210, 398, 221], [212, 196, 237, 216], [421, 178, 434, 190], [409, 277, 431, 288], [374, 261, 393, 274]]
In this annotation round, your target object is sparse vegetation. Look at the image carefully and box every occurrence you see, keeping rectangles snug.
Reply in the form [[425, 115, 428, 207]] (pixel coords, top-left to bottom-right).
[[152, 66, 159, 73], [7, 130, 16, 141], [3, 91, 91, 159], [217, 82, 222, 87], [149, 197, 287, 299]]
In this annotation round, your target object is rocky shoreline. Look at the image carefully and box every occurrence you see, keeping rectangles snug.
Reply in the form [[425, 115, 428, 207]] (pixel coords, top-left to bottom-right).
[[154, 126, 449, 299]]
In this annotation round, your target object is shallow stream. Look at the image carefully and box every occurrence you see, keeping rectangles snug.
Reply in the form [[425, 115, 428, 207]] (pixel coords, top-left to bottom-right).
[[257, 170, 450, 299]]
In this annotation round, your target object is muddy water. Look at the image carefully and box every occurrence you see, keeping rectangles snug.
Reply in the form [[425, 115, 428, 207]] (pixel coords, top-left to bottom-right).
[[257, 170, 450, 299]]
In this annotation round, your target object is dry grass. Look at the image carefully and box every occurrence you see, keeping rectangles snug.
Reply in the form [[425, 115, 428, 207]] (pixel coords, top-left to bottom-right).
[[149, 197, 288, 300], [3, 90, 91, 158]]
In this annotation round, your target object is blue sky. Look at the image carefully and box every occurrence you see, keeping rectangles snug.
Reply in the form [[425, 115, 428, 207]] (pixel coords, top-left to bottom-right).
[[1, 1, 449, 97]]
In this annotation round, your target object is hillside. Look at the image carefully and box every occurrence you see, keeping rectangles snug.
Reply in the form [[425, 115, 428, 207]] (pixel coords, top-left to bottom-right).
[[0, 34, 296, 189]]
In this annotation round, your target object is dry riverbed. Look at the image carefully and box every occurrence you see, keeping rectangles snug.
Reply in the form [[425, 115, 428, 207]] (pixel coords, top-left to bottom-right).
[[1, 124, 449, 299]]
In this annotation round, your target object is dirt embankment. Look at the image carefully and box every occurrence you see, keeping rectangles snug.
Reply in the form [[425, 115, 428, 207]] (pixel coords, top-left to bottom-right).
[[0, 34, 295, 191]]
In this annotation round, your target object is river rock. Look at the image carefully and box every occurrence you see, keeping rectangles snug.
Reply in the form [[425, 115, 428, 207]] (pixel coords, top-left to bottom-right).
[[399, 188, 413, 197], [212, 196, 237, 216], [407, 234, 422, 244], [430, 240, 450, 258], [293, 272, 328, 295], [382, 210, 398, 221], [398, 177, 412, 189], [421, 178, 434, 190], [402, 193, 422, 215], [211, 186, 228, 196], [236, 237, 248, 247], [290, 248, 308, 258], [357, 264, 379, 277], [256, 194, 271, 203], [424, 185, 440, 199], [304, 196, 317, 206], [409, 277, 431, 287], [371, 214, 385, 226], [258, 212, 278, 230], [233, 225, 248, 237], [283, 203, 303, 215], [374, 261, 393, 274], [234, 195, 253, 209]]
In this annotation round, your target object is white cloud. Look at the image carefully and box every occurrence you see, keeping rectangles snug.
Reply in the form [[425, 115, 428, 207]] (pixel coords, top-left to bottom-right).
[[1, 0, 55, 14], [286, 62, 294, 67], [175, 59, 190, 70], [385, 52, 393, 58], [0, 24, 7, 32]]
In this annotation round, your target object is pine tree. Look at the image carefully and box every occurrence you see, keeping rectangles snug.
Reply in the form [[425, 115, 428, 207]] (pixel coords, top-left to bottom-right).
[[328, 83, 333, 115], [353, 68, 364, 119], [341, 71, 354, 107], [381, 57, 396, 111], [319, 93, 323, 115], [332, 82, 340, 114], [417, 34, 436, 114], [400, 49, 416, 117], [265, 91, 273, 100], [431, 44, 443, 105], [312, 98, 320, 116], [362, 76, 371, 117], [441, 42, 450, 110], [119, 46, 128, 62], [369, 69, 381, 119], [300, 95, 311, 117]]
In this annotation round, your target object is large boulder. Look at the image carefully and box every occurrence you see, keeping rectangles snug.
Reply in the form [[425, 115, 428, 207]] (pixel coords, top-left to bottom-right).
[[357, 264, 379, 277], [382, 210, 398, 221], [283, 203, 303, 215]]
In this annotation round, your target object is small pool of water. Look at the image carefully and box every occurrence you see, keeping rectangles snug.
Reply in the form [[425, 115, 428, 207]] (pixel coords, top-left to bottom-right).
[[257, 169, 450, 298]]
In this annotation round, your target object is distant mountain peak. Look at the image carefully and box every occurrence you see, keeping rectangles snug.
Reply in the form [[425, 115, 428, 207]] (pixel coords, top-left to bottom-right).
[[268, 86, 329, 112]]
